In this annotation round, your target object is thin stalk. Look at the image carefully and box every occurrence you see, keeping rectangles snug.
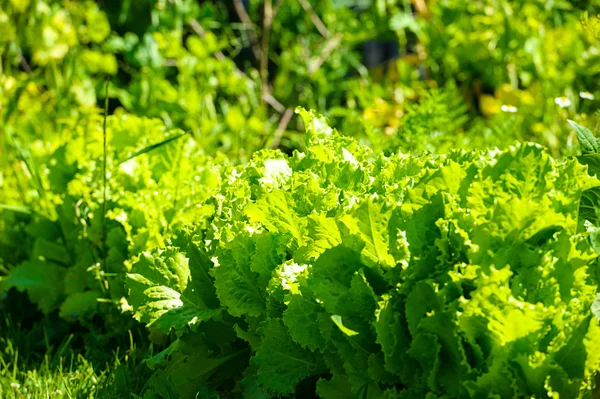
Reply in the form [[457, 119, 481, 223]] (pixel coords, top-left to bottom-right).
[[118, 131, 189, 164], [102, 76, 110, 267], [261, 0, 273, 91], [233, 0, 262, 60]]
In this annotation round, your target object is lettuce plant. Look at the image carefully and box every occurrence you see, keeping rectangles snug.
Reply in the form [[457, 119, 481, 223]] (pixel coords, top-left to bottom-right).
[[125, 109, 600, 398]]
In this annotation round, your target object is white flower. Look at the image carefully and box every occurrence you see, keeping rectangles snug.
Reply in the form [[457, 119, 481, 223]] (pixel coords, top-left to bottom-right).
[[554, 96, 571, 108], [500, 104, 518, 113], [580, 91, 595, 100]]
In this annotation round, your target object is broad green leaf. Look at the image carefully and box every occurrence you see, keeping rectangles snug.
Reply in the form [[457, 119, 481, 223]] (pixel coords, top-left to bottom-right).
[[568, 120, 600, 155], [395, 194, 445, 281], [374, 294, 416, 379], [405, 281, 440, 336], [306, 246, 367, 318], [339, 200, 394, 268], [283, 293, 326, 350], [317, 311, 374, 394], [1, 260, 64, 314], [245, 190, 306, 247], [418, 311, 469, 397], [579, 187, 600, 228], [316, 375, 355, 399], [187, 242, 220, 309], [212, 233, 266, 317], [585, 320, 600, 378], [577, 154, 600, 178], [250, 233, 286, 288], [59, 291, 99, 319], [407, 332, 441, 391], [553, 315, 592, 380], [462, 352, 517, 398], [145, 334, 249, 398], [32, 237, 70, 265], [296, 214, 342, 262], [252, 318, 323, 394], [511, 352, 552, 398], [547, 364, 582, 398], [127, 247, 220, 332]]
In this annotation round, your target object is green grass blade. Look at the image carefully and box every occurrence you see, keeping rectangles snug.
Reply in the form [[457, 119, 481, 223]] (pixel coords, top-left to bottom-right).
[[118, 131, 189, 164], [6, 132, 47, 201], [3, 78, 33, 126], [3, 80, 43, 199], [0, 204, 32, 215]]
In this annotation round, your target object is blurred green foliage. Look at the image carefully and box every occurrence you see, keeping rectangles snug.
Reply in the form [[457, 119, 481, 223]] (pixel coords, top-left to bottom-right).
[[2, 0, 600, 162]]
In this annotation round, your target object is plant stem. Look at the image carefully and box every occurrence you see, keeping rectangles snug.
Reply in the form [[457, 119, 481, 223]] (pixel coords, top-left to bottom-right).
[[102, 76, 109, 267]]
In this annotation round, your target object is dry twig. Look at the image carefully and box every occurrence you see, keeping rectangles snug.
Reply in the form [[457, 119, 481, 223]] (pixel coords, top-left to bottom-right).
[[308, 33, 343, 76], [298, 0, 329, 38], [270, 108, 294, 149], [261, 0, 273, 91], [189, 19, 285, 113], [232, 0, 262, 60]]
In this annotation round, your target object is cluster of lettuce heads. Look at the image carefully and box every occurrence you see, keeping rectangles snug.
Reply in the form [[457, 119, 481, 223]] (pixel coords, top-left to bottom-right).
[[3, 0, 600, 397], [2, 108, 600, 398]]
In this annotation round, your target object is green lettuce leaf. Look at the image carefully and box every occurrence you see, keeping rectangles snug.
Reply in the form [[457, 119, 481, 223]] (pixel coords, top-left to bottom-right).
[[127, 247, 221, 332]]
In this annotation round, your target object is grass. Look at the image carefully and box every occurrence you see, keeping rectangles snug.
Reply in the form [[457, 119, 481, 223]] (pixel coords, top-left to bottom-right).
[[0, 323, 150, 398], [0, 293, 153, 399], [1, 348, 114, 398]]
